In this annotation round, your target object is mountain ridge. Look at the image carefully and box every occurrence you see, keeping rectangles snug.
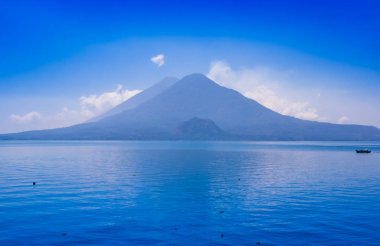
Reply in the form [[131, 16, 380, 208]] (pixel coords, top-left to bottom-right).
[[1, 73, 380, 140], [90, 76, 178, 122]]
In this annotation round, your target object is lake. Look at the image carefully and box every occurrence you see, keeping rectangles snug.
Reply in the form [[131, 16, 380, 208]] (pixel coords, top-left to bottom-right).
[[1, 141, 379, 245]]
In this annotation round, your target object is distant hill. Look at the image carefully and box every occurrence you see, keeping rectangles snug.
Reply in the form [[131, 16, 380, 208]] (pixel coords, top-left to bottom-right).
[[174, 117, 228, 140], [1, 73, 380, 140]]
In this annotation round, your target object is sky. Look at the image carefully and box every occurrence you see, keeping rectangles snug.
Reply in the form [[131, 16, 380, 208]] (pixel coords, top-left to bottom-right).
[[1, 0, 380, 133]]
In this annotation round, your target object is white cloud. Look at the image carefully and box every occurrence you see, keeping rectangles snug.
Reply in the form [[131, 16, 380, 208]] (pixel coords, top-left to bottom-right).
[[60, 85, 140, 123], [10, 111, 41, 123], [151, 54, 165, 67], [9, 85, 141, 130], [78, 84, 141, 119], [207, 60, 320, 121], [338, 116, 349, 124]]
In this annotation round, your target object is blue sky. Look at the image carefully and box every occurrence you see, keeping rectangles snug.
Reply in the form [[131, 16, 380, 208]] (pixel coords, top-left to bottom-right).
[[1, 0, 380, 133]]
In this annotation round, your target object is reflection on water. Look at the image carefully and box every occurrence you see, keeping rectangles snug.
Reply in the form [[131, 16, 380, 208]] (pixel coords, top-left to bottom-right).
[[0, 141, 379, 245]]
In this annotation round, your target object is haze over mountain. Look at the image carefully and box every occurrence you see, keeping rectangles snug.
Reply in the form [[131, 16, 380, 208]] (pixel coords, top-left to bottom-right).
[[1, 74, 380, 140]]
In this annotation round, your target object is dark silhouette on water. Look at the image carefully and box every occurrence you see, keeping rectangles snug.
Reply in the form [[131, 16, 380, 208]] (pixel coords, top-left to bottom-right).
[[356, 149, 371, 153], [32, 182, 36, 185]]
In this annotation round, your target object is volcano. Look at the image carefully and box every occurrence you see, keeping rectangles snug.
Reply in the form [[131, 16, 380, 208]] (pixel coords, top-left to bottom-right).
[[2, 74, 380, 140]]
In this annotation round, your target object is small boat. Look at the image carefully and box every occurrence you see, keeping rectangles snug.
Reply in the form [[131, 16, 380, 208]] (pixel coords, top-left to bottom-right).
[[356, 149, 371, 153]]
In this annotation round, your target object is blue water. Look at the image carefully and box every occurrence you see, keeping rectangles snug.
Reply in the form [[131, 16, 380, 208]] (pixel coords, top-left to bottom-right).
[[1, 141, 379, 245]]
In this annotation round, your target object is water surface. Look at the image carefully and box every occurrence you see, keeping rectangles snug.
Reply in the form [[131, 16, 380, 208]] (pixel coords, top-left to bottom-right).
[[1, 141, 379, 245]]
